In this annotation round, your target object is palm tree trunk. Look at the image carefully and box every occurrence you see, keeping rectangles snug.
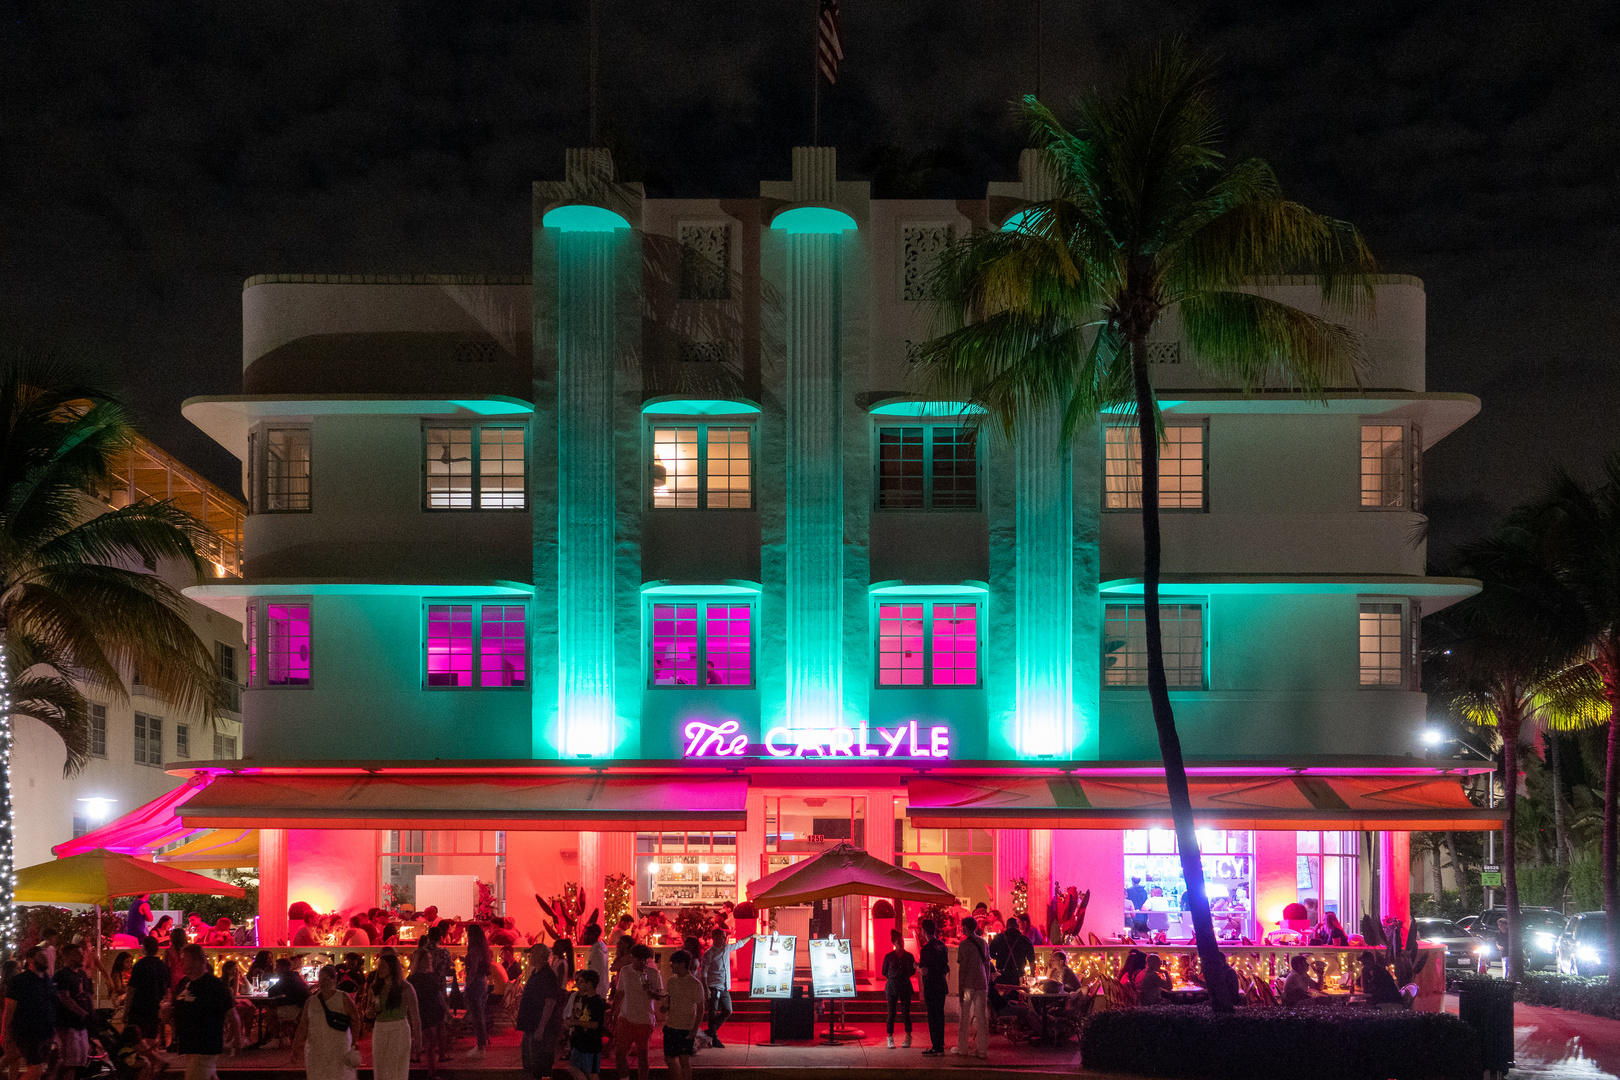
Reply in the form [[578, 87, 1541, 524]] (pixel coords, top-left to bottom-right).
[[1129, 339, 1232, 1008], [1604, 661, 1620, 985], [1502, 709, 1523, 980], [1551, 733, 1569, 866], [1446, 830, 1461, 911], [1432, 834, 1445, 913]]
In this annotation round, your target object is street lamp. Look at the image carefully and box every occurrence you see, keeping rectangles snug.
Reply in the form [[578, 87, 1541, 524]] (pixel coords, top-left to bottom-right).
[[1420, 726, 1500, 907]]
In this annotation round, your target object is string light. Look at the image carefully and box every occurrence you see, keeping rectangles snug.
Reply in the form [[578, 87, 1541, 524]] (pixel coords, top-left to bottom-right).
[[1, 652, 14, 954]]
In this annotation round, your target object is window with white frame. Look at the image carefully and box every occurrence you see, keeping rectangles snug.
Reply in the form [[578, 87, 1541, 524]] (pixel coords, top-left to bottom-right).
[[245, 601, 311, 688], [876, 425, 978, 510], [424, 424, 527, 510], [424, 603, 528, 688], [1359, 602, 1405, 687], [252, 427, 311, 512], [1104, 603, 1206, 688], [89, 704, 106, 758], [134, 712, 162, 766], [1104, 423, 1206, 510], [649, 424, 752, 509], [649, 601, 753, 686], [213, 732, 238, 759], [175, 723, 189, 759], [875, 600, 980, 687], [1360, 424, 1407, 508]]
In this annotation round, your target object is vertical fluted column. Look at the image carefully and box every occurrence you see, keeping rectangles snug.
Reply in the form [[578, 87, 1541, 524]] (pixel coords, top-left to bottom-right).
[[557, 228, 618, 756], [1015, 404, 1074, 756], [785, 230, 843, 731]]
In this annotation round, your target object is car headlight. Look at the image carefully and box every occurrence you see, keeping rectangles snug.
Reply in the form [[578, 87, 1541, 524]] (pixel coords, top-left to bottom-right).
[[1579, 946, 1602, 963], [1474, 942, 1495, 956], [1536, 932, 1557, 949]]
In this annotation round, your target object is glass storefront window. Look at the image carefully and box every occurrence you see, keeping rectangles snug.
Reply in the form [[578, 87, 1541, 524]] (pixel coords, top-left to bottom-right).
[[896, 801, 991, 911], [378, 830, 505, 919], [1123, 829, 1255, 943], [633, 831, 739, 909]]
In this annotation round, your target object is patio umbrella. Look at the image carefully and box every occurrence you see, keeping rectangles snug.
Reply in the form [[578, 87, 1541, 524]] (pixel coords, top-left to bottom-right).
[[747, 842, 957, 906], [155, 829, 258, 870], [16, 848, 246, 905]]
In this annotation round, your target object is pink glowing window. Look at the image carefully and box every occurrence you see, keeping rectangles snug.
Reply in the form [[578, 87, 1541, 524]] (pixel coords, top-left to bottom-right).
[[931, 604, 979, 685], [650, 602, 752, 686], [426, 605, 474, 687], [266, 603, 311, 686], [878, 604, 925, 686], [651, 604, 699, 685], [704, 606, 752, 685], [481, 605, 527, 687]]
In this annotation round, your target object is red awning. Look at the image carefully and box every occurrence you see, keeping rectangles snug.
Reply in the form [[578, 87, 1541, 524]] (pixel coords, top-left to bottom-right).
[[905, 774, 1499, 831], [53, 778, 210, 858], [180, 773, 748, 831]]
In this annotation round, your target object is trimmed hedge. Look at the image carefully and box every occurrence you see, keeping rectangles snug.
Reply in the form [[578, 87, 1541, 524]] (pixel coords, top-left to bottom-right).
[[1079, 1006, 1482, 1080], [1513, 971, 1620, 1018]]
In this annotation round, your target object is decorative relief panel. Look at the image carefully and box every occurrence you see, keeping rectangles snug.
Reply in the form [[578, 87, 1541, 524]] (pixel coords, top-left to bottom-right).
[[1147, 341, 1182, 364], [679, 340, 738, 365], [679, 223, 731, 301], [902, 224, 952, 301]]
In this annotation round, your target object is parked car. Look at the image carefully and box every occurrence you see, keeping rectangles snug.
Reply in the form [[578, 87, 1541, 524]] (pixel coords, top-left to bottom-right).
[[1411, 917, 1481, 972], [1456, 914, 1480, 935], [1473, 907, 1567, 970], [1558, 912, 1608, 977]]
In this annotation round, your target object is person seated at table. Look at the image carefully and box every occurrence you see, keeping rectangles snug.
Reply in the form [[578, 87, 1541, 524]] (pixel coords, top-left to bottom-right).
[[1281, 954, 1325, 1007], [1311, 911, 1349, 947], [151, 915, 175, 943], [335, 954, 366, 994], [220, 958, 253, 1053], [1357, 951, 1402, 1006], [988, 982, 1044, 1040], [499, 945, 523, 982], [1021, 915, 1046, 946], [259, 957, 311, 1049], [1133, 954, 1172, 1006], [1141, 887, 1171, 913], [490, 917, 521, 947], [1040, 951, 1082, 994]]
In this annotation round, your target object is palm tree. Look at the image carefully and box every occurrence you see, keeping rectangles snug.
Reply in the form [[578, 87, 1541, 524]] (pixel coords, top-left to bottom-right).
[[919, 41, 1376, 1002], [1424, 529, 1604, 978], [0, 360, 222, 949], [1513, 457, 1620, 982]]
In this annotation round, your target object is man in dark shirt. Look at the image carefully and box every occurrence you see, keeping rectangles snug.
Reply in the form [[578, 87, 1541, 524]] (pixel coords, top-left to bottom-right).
[[994, 918, 1036, 985], [916, 919, 950, 1057], [1126, 877, 1149, 911], [126, 937, 173, 1043], [54, 943, 93, 1073], [3, 947, 56, 1080], [259, 958, 309, 1049], [170, 944, 234, 1080]]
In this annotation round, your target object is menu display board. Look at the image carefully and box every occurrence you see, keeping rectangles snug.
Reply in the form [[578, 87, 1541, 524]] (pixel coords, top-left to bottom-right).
[[749, 934, 797, 999], [808, 937, 856, 998]]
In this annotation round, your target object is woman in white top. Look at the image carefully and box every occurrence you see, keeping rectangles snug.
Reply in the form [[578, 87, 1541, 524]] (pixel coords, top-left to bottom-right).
[[291, 965, 357, 1080]]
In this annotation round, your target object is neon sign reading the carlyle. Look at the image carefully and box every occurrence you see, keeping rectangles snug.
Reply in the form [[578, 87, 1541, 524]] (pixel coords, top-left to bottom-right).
[[682, 719, 950, 759]]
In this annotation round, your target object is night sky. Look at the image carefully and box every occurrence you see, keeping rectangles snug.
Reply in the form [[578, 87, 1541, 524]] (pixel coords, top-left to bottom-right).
[[2, 1, 1615, 557]]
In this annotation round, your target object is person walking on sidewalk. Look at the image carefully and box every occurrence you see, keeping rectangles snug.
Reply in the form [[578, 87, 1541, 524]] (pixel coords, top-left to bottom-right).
[[882, 929, 916, 1049], [952, 916, 991, 1060], [916, 919, 949, 1057], [697, 929, 746, 1049]]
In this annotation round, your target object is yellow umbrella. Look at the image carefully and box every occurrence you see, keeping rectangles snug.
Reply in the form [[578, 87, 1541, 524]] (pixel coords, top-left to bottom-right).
[[17, 848, 245, 904], [155, 829, 258, 871]]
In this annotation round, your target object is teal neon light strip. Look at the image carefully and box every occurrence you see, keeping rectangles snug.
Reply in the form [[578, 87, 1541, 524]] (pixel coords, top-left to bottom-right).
[[868, 582, 989, 596], [185, 582, 535, 599], [868, 400, 987, 418], [641, 581, 763, 596], [542, 204, 631, 232], [770, 206, 859, 234], [642, 399, 762, 416]]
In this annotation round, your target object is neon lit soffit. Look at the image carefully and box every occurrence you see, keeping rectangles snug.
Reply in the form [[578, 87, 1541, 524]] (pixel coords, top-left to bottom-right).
[[542, 204, 632, 232], [770, 206, 859, 233]]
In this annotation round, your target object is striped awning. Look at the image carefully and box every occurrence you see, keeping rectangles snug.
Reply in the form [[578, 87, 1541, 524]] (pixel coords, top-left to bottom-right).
[[905, 773, 1499, 831]]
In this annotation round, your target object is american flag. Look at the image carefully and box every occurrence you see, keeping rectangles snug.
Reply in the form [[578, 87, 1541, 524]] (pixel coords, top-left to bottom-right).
[[818, 0, 844, 84]]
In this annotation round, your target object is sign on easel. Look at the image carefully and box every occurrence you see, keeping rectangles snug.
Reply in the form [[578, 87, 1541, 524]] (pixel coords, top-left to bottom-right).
[[808, 937, 855, 998], [749, 934, 797, 999]]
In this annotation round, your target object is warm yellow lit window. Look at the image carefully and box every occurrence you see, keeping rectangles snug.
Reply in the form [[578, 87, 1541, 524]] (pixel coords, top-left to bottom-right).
[[1361, 424, 1406, 508], [1359, 603, 1404, 686], [651, 425, 751, 509], [1104, 425, 1205, 510]]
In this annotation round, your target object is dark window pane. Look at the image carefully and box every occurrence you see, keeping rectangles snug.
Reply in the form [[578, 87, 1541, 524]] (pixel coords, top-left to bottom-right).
[[931, 426, 978, 508], [878, 427, 925, 509]]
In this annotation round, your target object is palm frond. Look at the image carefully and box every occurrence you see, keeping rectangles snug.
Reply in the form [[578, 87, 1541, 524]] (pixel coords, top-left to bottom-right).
[[9, 669, 91, 776], [1178, 290, 1366, 392], [34, 500, 210, 576]]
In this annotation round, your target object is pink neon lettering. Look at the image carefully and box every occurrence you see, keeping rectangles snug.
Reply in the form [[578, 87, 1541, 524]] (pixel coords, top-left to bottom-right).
[[683, 720, 748, 757]]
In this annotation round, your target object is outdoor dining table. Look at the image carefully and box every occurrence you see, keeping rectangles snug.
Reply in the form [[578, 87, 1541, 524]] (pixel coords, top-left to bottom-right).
[[239, 995, 272, 1042], [1163, 987, 1210, 1004]]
